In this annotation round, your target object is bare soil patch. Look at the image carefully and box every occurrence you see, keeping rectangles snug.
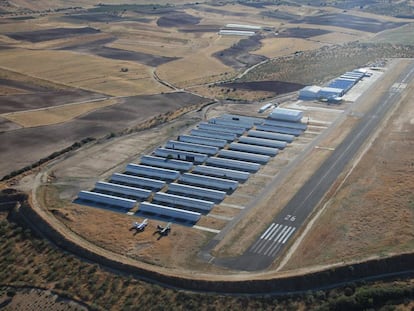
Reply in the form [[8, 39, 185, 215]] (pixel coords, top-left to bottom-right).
[[178, 24, 221, 33], [6, 27, 100, 43], [157, 12, 201, 27], [276, 27, 331, 38], [0, 92, 208, 178], [295, 13, 407, 33], [213, 34, 267, 69], [61, 13, 152, 24], [0, 89, 105, 114], [193, 6, 249, 17], [260, 10, 300, 21], [3, 98, 118, 128], [63, 44, 179, 67], [51, 201, 214, 271], [0, 78, 50, 93], [57, 34, 179, 67], [54, 36, 116, 51], [101, 48, 176, 67], [0, 117, 21, 132]]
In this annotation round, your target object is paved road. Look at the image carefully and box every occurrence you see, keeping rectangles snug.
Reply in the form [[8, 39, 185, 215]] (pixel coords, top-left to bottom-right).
[[212, 60, 414, 271]]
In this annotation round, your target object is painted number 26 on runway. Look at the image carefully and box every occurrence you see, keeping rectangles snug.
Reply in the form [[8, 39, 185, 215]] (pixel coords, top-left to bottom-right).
[[285, 215, 296, 222]]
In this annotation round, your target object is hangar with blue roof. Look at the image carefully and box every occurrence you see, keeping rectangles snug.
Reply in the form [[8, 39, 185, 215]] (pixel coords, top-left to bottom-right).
[[76, 108, 310, 225], [299, 68, 368, 102]]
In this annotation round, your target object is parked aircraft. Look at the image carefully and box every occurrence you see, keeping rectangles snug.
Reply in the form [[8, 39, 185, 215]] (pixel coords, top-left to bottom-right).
[[155, 222, 171, 236], [130, 218, 148, 233]]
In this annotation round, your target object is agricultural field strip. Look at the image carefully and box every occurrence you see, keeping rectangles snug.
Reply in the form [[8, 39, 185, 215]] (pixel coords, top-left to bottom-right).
[[1, 96, 111, 116]]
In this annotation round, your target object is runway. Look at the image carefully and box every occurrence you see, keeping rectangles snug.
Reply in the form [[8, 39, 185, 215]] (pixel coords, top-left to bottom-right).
[[213, 60, 414, 271]]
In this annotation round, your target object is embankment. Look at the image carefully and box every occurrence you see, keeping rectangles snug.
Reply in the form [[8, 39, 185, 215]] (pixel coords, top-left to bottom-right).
[[3, 189, 413, 294]]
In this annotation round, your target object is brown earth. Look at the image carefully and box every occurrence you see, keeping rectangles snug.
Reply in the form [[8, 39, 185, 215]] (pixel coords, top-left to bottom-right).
[[276, 27, 331, 38], [213, 34, 267, 70], [295, 12, 407, 33], [157, 11, 201, 27], [0, 78, 51, 94], [0, 117, 21, 132], [5, 27, 100, 43], [2, 98, 118, 128], [0, 89, 105, 114], [0, 92, 209, 178]]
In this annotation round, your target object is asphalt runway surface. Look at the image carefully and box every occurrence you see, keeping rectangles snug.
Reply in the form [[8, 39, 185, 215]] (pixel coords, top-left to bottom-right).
[[212, 60, 414, 271]]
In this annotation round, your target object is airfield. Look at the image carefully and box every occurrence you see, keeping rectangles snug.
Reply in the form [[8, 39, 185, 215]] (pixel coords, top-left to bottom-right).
[[18, 57, 412, 278], [1, 0, 413, 286]]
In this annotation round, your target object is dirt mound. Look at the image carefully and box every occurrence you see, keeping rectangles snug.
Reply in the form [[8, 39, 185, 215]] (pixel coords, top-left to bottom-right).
[[157, 12, 201, 27]]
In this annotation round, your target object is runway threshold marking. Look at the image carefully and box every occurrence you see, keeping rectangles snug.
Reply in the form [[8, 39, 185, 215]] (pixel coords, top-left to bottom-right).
[[249, 223, 296, 256]]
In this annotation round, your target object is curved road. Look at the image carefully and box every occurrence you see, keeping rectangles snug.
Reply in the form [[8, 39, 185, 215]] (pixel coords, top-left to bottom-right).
[[208, 59, 414, 271]]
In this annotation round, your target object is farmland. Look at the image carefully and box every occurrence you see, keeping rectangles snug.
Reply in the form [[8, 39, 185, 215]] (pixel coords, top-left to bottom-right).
[[0, 0, 414, 309]]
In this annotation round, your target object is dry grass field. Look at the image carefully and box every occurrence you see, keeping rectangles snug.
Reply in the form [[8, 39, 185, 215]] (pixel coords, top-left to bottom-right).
[[255, 37, 323, 58], [1, 0, 405, 98], [2, 98, 118, 127], [156, 35, 239, 87], [0, 49, 167, 96]]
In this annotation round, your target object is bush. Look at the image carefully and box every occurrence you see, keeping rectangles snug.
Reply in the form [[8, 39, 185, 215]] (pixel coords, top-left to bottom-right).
[[6, 289, 16, 297]]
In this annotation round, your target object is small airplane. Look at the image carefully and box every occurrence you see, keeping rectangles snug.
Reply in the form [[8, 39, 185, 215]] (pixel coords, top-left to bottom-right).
[[155, 222, 172, 237], [130, 218, 148, 233]]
